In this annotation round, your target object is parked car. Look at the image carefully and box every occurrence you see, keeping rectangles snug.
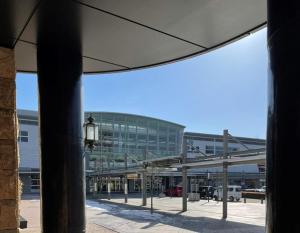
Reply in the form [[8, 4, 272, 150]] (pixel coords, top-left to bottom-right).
[[213, 185, 242, 202], [165, 186, 183, 197], [198, 186, 215, 199]]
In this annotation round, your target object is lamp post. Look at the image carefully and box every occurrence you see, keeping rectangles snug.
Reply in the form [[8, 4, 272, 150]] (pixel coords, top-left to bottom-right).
[[84, 115, 99, 152], [83, 115, 99, 197]]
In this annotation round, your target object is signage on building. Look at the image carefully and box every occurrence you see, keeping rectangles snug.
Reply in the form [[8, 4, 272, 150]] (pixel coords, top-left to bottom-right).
[[127, 174, 139, 179]]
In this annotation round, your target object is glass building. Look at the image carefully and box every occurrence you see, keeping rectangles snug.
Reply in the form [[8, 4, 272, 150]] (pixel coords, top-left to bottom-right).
[[85, 112, 185, 172]]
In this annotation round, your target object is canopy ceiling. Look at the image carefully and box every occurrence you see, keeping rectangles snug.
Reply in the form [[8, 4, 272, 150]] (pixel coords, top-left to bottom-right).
[[0, 0, 266, 74]]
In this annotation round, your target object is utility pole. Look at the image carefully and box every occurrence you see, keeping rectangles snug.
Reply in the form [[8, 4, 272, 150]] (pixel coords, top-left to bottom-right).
[[223, 129, 229, 219], [182, 136, 188, 212]]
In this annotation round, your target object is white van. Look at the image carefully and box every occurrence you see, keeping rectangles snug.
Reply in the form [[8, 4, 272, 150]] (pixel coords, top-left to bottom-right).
[[213, 185, 242, 202]]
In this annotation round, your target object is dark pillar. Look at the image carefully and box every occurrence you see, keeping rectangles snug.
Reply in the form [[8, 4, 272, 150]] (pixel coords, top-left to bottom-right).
[[38, 46, 84, 233], [37, 46, 84, 232], [267, 1, 300, 232], [37, 2, 84, 233]]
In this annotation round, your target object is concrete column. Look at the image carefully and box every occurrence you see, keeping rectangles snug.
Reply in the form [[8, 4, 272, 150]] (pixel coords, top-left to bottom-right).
[[0, 47, 19, 232], [141, 172, 147, 206], [267, 1, 300, 232], [182, 137, 187, 212], [222, 129, 228, 219]]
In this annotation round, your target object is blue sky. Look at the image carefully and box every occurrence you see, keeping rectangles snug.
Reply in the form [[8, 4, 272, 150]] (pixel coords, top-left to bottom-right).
[[17, 28, 268, 139]]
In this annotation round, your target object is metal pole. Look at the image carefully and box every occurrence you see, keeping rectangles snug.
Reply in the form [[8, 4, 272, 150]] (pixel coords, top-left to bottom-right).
[[124, 153, 128, 203], [98, 158, 101, 199], [142, 172, 147, 206], [182, 136, 188, 212], [150, 166, 154, 214], [170, 175, 173, 198], [93, 176, 97, 198], [207, 171, 210, 202], [222, 129, 229, 219]]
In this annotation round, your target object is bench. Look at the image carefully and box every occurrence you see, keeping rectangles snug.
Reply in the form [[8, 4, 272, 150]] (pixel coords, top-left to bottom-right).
[[241, 191, 265, 204]]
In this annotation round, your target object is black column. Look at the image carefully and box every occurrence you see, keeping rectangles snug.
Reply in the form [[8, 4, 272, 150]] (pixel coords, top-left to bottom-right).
[[38, 46, 84, 233], [37, 1, 84, 233], [267, 1, 300, 232]]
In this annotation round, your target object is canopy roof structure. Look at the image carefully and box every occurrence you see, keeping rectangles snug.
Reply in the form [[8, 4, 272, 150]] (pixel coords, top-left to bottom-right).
[[1, 0, 266, 74]]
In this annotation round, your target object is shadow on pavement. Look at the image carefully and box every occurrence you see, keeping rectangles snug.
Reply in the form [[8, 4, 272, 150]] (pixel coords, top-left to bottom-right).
[[92, 198, 265, 233]]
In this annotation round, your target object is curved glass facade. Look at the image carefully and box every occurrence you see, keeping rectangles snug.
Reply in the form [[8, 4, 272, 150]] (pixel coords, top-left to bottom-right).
[[85, 112, 184, 171]]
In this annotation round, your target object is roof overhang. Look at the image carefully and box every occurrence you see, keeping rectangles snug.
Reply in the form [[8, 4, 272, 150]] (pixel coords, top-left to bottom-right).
[[172, 154, 266, 169], [0, 0, 267, 74]]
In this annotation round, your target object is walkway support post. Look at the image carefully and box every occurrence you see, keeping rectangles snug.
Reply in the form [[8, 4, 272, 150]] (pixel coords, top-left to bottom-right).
[[222, 129, 229, 219], [182, 136, 188, 212], [267, 1, 300, 232]]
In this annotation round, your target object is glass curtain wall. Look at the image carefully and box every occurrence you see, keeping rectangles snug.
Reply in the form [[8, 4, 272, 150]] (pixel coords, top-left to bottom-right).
[[85, 112, 184, 172]]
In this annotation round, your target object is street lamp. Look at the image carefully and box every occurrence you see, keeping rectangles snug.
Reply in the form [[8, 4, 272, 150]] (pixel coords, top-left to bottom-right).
[[83, 115, 99, 152], [83, 115, 99, 197]]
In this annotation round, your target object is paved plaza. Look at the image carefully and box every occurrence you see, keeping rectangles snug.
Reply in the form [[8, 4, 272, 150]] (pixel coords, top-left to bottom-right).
[[20, 194, 265, 233]]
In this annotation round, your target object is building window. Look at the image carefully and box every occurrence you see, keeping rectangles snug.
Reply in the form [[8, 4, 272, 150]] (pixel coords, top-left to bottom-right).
[[31, 174, 40, 192], [18, 130, 29, 142], [205, 145, 214, 154], [229, 147, 238, 152], [215, 146, 224, 155], [205, 145, 238, 155]]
